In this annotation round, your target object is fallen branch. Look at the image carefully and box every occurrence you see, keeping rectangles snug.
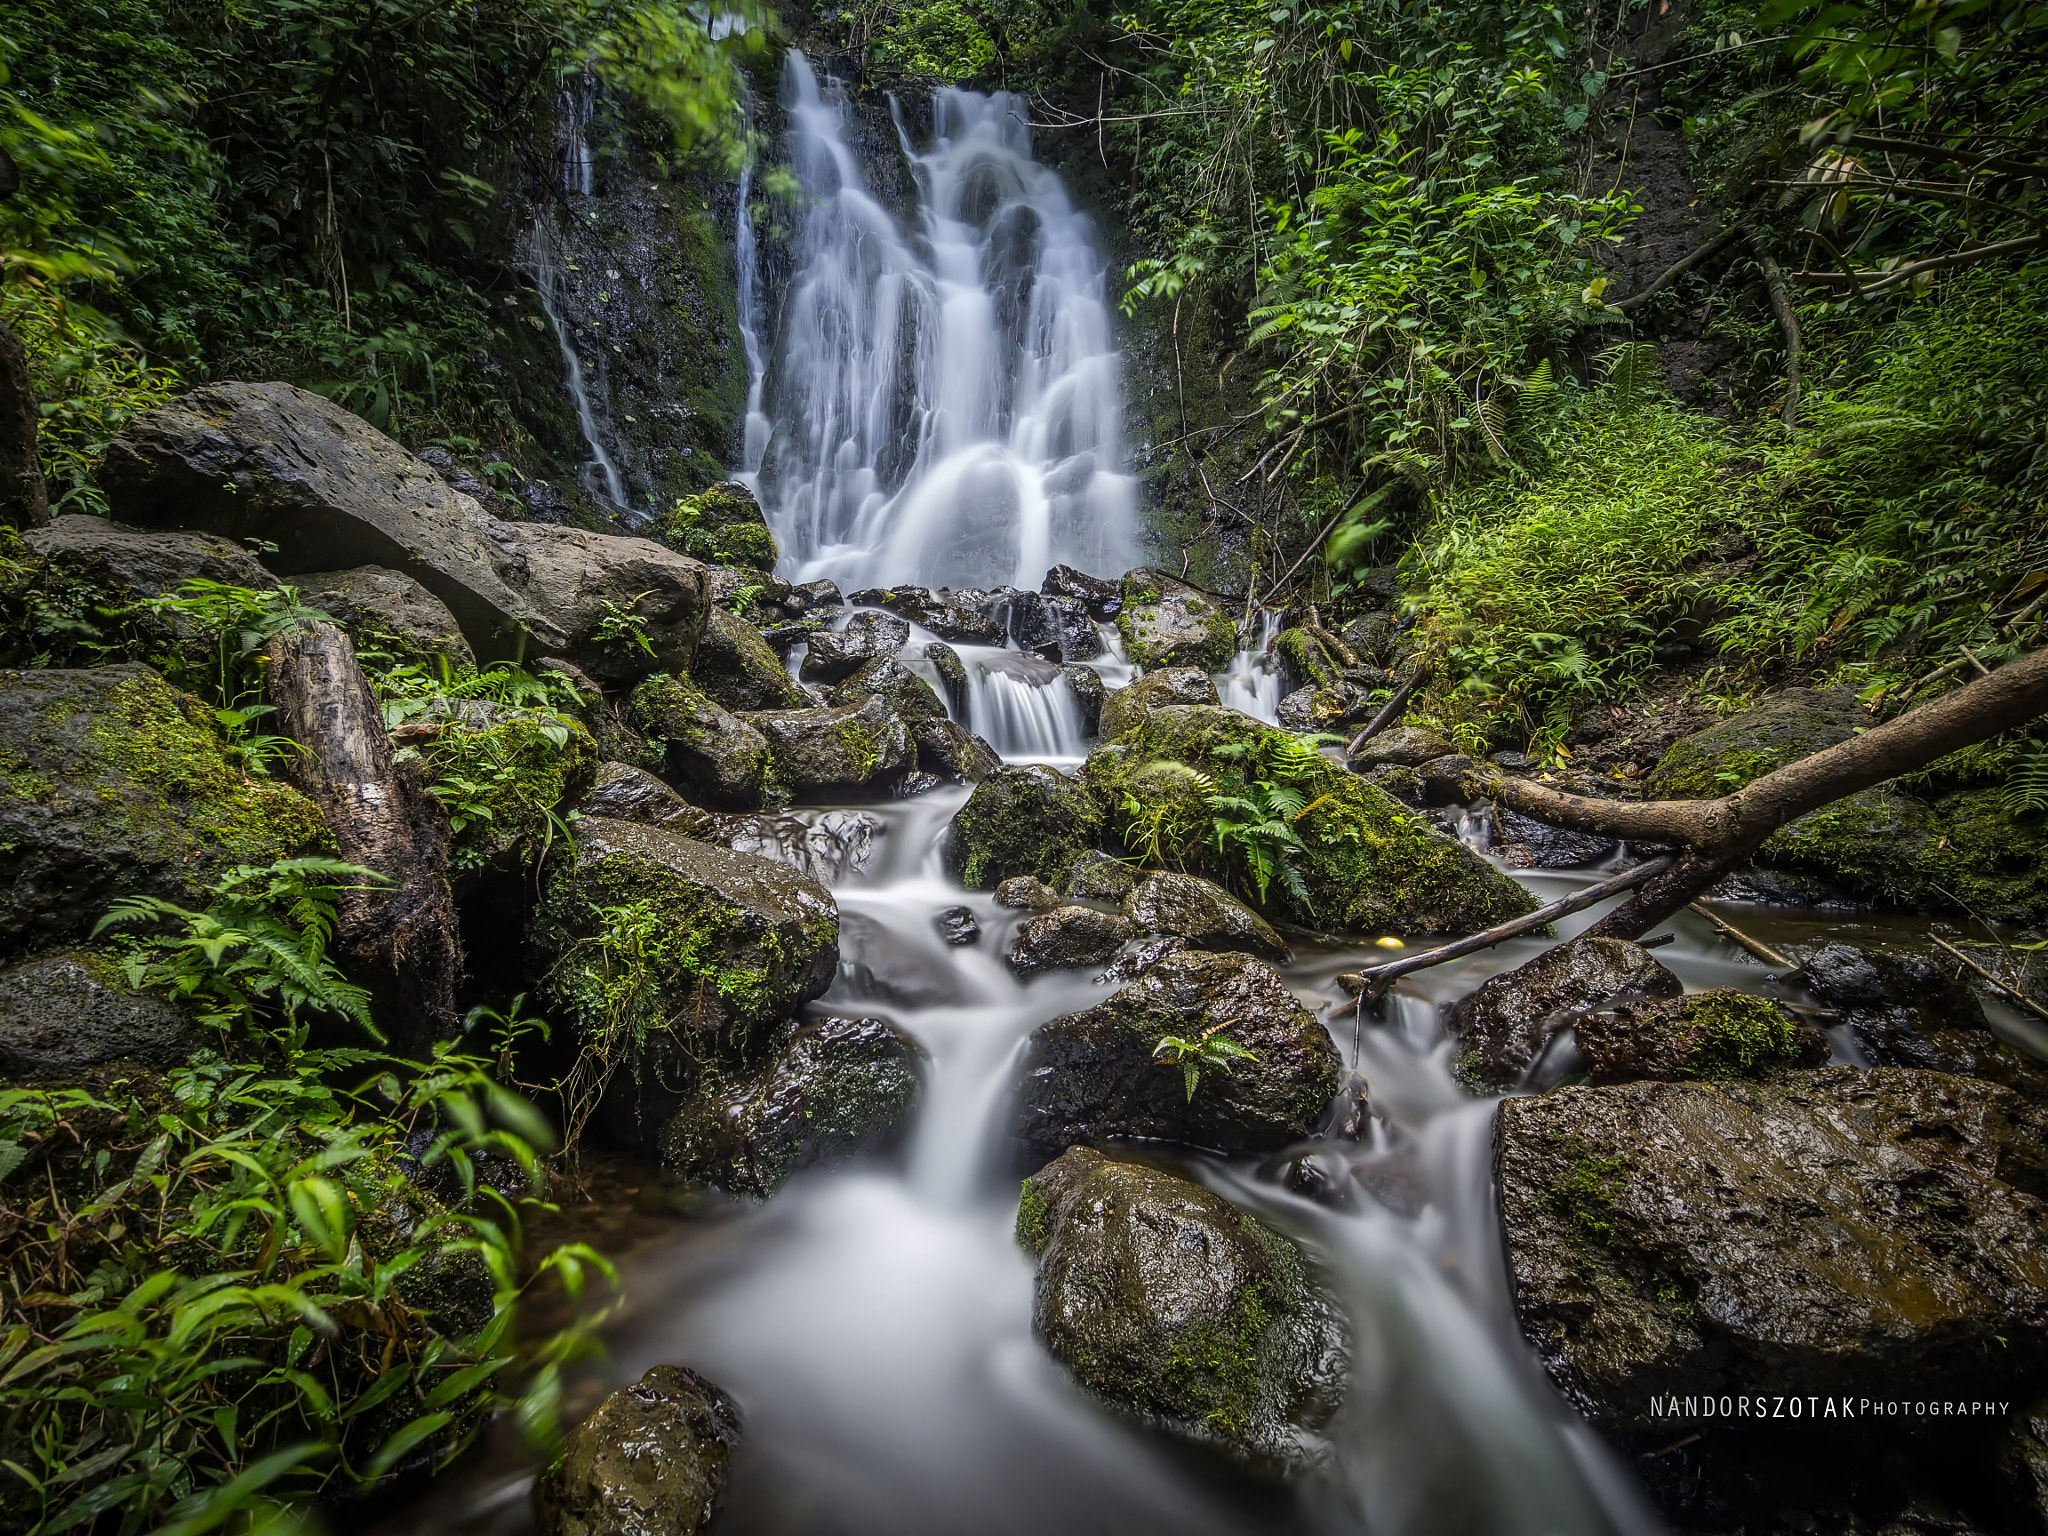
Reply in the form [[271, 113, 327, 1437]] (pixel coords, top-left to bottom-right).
[[1930, 934, 2048, 1026], [1615, 226, 1741, 313], [1687, 902, 1796, 969], [1792, 232, 2046, 294], [1344, 665, 1430, 756], [1753, 238, 1803, 429], [1843, 134, 2048, 182]]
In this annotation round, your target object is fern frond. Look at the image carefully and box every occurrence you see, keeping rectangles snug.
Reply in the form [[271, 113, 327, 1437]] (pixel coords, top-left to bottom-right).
[[1518, 358, 1557, 415]]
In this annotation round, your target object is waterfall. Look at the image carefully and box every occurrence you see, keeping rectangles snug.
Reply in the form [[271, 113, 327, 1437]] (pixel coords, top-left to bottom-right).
[[748, 55, 1137, 591], [958, 647, 1085, 760], [1217, 608, 1284, 723]]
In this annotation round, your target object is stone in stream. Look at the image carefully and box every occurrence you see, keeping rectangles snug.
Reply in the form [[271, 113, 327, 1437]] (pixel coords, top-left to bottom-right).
[[1575, 988, 1829, 1085], [794, 578, 842, 609], [574, 760, 717, 836], [995, 875, 1062, 911], [1059, 850, 1138, 903], [0, 664, 330, 957], [1275, 681, 1372, 734], [0, 950, 203, 1079], [660, 1016, 927, 1198], [1012, 948, 1342, 1160], [828, 655, 946, 721], [739, 695, 913, 797], [533, 1364, 741, 1536], [845, 586, 1004, 645], [799, 611, 911, 683], [1017, 1147, 1349, 1470], [1007, 905, 1137, 977], [712, 808, 888, 886], [1093, 934, 1189, 986], [913, 717, 1000, 784], [945, 763, 1103, 890], [1489, 803, 1619, 869], [1346, 724, 1455, 768], [1121, 870, 1290, 963], [992, 589, 1103, 662], [1114, 569, 1237, 672], [691, 605, 811, 712], [1441, 936, 1683, 1093], [1061, 663, 1104, 736], [1495, 1067, 2048, 1430], [1041, 563, 1122, 619], [935, 905, 980, 946], [291, 565, 476, 672], [627, 674, 779, 809], [919, 640, 970, 716], [1097, 666, 1219, 741]]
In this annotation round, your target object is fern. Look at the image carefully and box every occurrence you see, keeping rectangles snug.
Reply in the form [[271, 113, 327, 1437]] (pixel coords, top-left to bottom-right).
[[2003, 741, 2048, 818], [1518, 358, 1558, 415], [1603, 341, 1661, 413]]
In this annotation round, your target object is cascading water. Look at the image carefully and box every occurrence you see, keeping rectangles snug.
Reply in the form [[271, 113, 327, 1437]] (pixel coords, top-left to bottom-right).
[[1218, 607, 1285, 723], [745, 56, 1137, 591]]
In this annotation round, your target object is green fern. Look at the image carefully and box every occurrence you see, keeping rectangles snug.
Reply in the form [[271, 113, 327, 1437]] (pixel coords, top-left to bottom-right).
[[1602, 341, 1661, 413], [1518, 358, 1558, 415], [2004, 742, 2048, 818]]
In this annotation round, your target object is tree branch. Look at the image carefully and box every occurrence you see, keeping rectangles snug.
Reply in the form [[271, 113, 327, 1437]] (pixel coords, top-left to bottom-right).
[[1615, 226, 1741, 312], [1793, 232, 2047, 293], [1753, 237, 1803, 429]]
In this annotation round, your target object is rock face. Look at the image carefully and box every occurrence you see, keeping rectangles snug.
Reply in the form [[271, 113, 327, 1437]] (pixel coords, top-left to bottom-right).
[[1798, 942, 2048, 1094], [0, 951, 202, 1079], [740, 696, 913, 796], [1012, 949, 1341, 1160], [1098, 667, 1220, 741], [690, 606, 809, 712], [1122, 871, 1289, 962], [99, 382, 711, 680], [945, 764, 1102, 889], [292, 566, 475, 671], [1115, 571, 1236, 672], [1042, 564, 1122, 618], [1006, 905, 1137, 977], [1489, 804, 1617, 869], [1443, 937, 1683, 1092], [575, 760, 716, 836], [0, 665, 329, 956], [1576, 989, 1830, 1085], [533, 1364, 741, 1536], [660, 1016, 926, 1197], [1018, 1148, 1348, 1468], [627, 675, 776, 809], [1347, 725, 1455, 768], [1060, 850, 1137, 902], [800, 611, 910, 683], [1497, 1068, 2048, 1430], [25, 514, 276, 603]]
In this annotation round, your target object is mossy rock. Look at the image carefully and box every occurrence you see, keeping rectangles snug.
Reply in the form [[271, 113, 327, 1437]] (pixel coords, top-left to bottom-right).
[[1114, 571, 1237, 672], [628, 673, 779, 809], [1644, 686, 1866, 800], [1019, 1147, 1349, 1469], [413, 702, 598, 874], [1097, 667, 1218, 741], [944, 763, 1103, 889], [1577, 988, 1829, 1085], [295, 566, 475, 673], [691, 605, 809, 712], [739, 696, 914, 796], [663, 481, 779, 570], [1273, 628, 1344, 692], [0, 664, 331, 956]]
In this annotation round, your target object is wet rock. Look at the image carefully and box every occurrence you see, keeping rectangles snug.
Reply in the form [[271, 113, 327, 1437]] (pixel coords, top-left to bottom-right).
[[0, 664, 329, 956], [794, 578, 843, 609], [846, 586, 1003, 644], [935, 906, 980, 946], [1122, 871, 1289, 962], [1060, 850, 1137, 902], [2006, 1399, 2048, 1534], [799, 611, 911, 683], [945, 763, 1103, 890], [996, 875, 1062, 910], [713, 808, 887, 886], [1062, 664, 1104, 735], [1275, 682, 1371, 734], [1018, 1147, 1348, 1469], [995, 590, 1102, 662], [0, 950, 202, 1080], [1042, 564, 1122, 619], [1115, 570, 1237, 673], [627, 674, 777, 809], [1352, 763, 1421, 806], [740, 695, 914, 796], [1576, 988, 1829, 1085], [919, 641, 969, 715], [1799, 943, 2048, 1094], [691, 606, 809, 712], [828, 656, 946, 722], [1490, 804, 1619, 869], [1442, 937, 1683, 1092], [893, 769, 943, 799], [660, 480, 777, 570], [1496, 1067, 2048, 1430], [1339, 610, 1398, 668], [660, 1016, 926, 1197], [25, 513, 275, 603], [533, 1364, 741, 1536], [1098, 667, 1219, 740], [912, 717, 999, 784], [1093, 934, 1188, 985], [1412, 753, 1474, 806], [1008, 905, 1138, 977], [1645, 685, 1866, 800], [99, 381, 713, 681], [575, 760, 715, 835], [1274, 627, 1346, 693], [293, 565, 475, 672], [1705, 864, 1862, 907], [1347, 725, 1455, 768], [1012, 948, 1342, 1160]]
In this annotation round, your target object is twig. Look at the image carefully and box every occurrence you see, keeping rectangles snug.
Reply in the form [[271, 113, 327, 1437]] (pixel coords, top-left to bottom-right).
[[1615, 226, 1741, 313], [1686, 902, 1795, 969], [1931, 934, 2048, 1025], [1265, 481, 1374, 601], [1344, 666, 1429, 756], [1753, 237, 1803, 430], [1792, 232, 2047, 294]]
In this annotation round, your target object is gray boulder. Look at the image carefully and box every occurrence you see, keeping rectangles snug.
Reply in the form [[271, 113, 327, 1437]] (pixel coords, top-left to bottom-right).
[[1347, 725, 1455, 768], [1041, 564, 1121, 619], [846, 586, 1003, 644], [293, 565, 474, 671], [935, 906, 980, 946], [945, 763, 1103, 890], [691, 605, 809, 711], [996, 875, 1062, 910], [1012, 948, 1341, 1160], [0, 951, 202, 1079], [1060, 850, 1137, 903], [660, 1016, 926, 1197], [1115, 571, 1236, 672], [1007, 905, 1137, 977], [1019, 1147, 1348, 1469], [828, 656, 946, 721], [917, 641, 969, 716], [533, 1365, 740, 1536], [1497, 1067, 2048, 1430], [1799, 942, 2048, 1096], [25, 513, 275, 602], [1098, 667, 1219, 741], [1442, 936, 1682, 1092], [575, 760, 717, 837], [740, 695, 913, 795], [1122, 870, 1289, 962], [627, 675, 777, 809], [913, 717, 999, 783], [800, 612, 911, 683]]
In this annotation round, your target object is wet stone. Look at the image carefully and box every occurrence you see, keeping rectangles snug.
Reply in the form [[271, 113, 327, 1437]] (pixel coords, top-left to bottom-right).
[[1060, 850, 1138, 903], [1491, 804, 1619, 869], [1442, 936, 1683, 1093], [0, 950, 202, 1080], [935, 905, 981, 946], [533, 1364, 741, 1536], [1347, 725, 1456, 768], [1121, 870, 1290, 963], [799, 611, 911, 683], [1575, 988, 1830, 1085], [1797, 941, 2048, 1095], [1007, 905, 1137, 977], [893, 770, 943, 799], [996, 875, 1062, 910], [1098, 666, 1219, 741], [1093, 934, 1189, 986], [1042, 563, 1122, 619]]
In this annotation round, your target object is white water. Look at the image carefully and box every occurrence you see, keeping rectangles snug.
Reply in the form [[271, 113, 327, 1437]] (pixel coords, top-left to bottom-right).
[[745, 57, 1137, 591], [1218, 607, 1285, 723]]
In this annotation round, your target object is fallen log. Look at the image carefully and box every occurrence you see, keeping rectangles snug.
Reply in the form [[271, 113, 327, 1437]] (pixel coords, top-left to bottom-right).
[[268, 621, 463, 1052]]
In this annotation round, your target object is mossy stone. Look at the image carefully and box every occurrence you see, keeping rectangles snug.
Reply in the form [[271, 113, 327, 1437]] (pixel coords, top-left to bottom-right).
[[415, 703, 599, 873], [944, 763, 1103, 889], [664, 481, 778, 570], [690, 605, 808, 713], [628, 673, 779, 809], [1576, 988, 1829, 1085]]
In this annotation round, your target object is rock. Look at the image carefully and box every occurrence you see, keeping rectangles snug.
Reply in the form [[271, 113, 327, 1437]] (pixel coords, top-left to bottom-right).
[[25, 513, 276, 603], [1412, 753, 1474, 806], [1799, 942, 2048, 1094], [1060, 850, 1137, 903], [627, 675, 777, 809], [799, 611, 910, 683], [1352, 763, 1420, 806], [1496, 1067, 2048, 1430], [740, 695, 913, 796], [1018, 1147, 1348, 1468], [996, 875, 1062, 910], [893, 770, 943, 799], [532, 1364, 741, 1536], [1122, 871, 1289, 962], [996, 590, 1102, 662], [918, 641, 969, 716], [1645, 685, 1866, 800], [1490, 804, 1618, 869], [945, 763, 1103, 890], [1098, 667, 1219, 741], [661, 481, 777, 569], [827, 656, 945, 722], [691, 606, 809, 711], [1443, 937, 1683, 1092], [1012, 948, 1342, 1160], [1007, 905, 1138, 977], [1273, 627, 1347, 692], [1041, 564, 1122, 619], [1347, 725, 1454, 768], [292, 565, 475, 672], [0, 664, 329, 956], [1576, 988, 1830, 1085], [1093, 934, 1189, 986], [1339, 610, 1398, 666], [99, 382, 712, 681], [935, 906, 980, 946], [660, 1016, 926, 1197], [575, 760, 716, 836], [1061, 664, 1104, 735], [0, 950, 202, 1079], [911, 717, 999, 784], [2006, 1399, 2048, 1536], [1275, 682, 1371, 733], [794, 578, 842, 609], [1114, 570, 1237, 673], [826, 657, 994, 782], [846, 586, 1003, 644]]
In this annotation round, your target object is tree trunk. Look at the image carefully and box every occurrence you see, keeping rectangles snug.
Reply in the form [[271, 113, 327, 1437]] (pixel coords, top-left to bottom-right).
[[269, 621, 462, 1052], [0, 321, 49, 531]]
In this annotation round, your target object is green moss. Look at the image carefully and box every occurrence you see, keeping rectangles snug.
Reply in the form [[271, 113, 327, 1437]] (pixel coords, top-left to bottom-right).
[[1121, 572, 1166, 606], [664, 482, 778, 570], [419, 710, 598, 872], [1555, 1152, 1629, 1244], [1672, 991, 1807, 1079], [832, 718, 883, 781], [946, 764, 1102, 889], [1015, 1179, 1051, 1254]]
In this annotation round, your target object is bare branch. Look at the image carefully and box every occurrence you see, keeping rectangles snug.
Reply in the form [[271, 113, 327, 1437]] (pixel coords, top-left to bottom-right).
[[1793, 232, 2047, 293], [1614, 226, 1742, 313]]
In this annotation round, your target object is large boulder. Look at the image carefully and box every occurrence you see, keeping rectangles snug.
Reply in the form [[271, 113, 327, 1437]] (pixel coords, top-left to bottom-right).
[[944, 763, 1103, 889], [1018, 1147, 1348, 1469], [691, 606, 809, 712], [1012, 948, 1341, 1161], [1442, 937, 1683, 1092], [0, 664, 329, 956], [739, 696, 913, 797], [574, 760, 718, 837], [1347, 725, 1455, 769], [660, 1016, 926, 1197], [991, 589, 1103, 662], [0, 950, 202, 1080], [1496, 1068, 2048, 1430], [98, 382, 712, 682], [1645, 686, 1867, 800], [1115, 570, 1236, 672], [1121, 870, 1289, 963], [660, 480, 777, 570], [293, 565, 475, 672], [827, 655, 945, 722], [24, 513, 275, 603], [1575, 988, 1830, 1085], [799, 611, 910, 684], [1798, 942, 2048, 1096], [1006, 905, 1136, 977], [1098, 667, 1219, 741], [846, 586, 1004, 644], [533, 1364, 741, 1536], [627, 675, 777, 809], [1489, 804, 1618, 869], [405, 700, 599, 876]]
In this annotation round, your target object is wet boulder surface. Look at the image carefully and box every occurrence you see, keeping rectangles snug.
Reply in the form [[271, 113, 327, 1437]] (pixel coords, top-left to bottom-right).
[[800, 610, 911, 683], [946, 763, 1103, 889], [692, 605, 810, 712], [1576, 988, 1830, 1086], [25, 513, 276, 604], [1114, 570, 1237, 672], [575, 759, 718, 836], [292, 565, 475, 671], [1121, 870, 1289, 962], [740, 695, 914, 797], [1798, 941, 2048, 1095], [627, 674, 778, 809], [534, 1364, 741, 1536], [1346, 724, 1455, 769], [1012, 948, 1341, 1160], [1098, 666, 1219, 741], [0, 950, 202, 1079], [1442, 936, 1683, 1092], [1018, 1147, 1349, 1471], [1006, 905, 1137, 977]]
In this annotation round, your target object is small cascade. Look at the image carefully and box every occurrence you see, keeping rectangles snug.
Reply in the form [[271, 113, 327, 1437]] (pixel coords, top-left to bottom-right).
[[733, 113, 773, 480], [958, 647, 1086, 760], [720, 808, 887, 885], [1216, 608, 1284, 723]]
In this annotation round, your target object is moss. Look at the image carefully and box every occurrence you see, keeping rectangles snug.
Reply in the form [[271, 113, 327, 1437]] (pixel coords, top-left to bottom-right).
[[664, 483, 778, 570], [945, 763, 1102, 889], [1015, 1178, 1051, 1254], [419, 709, 598, 872], [1121, 571, 1165, 606], [1672, 991, 1808, 1079], [1555, 1152, 1629, 1244], [831, 717, 883, 782]]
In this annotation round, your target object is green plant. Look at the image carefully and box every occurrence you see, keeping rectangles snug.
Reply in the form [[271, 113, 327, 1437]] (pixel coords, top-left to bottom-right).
[[1152, 1020, 1259, 1100], [590, 597, 657, 660], [1206, 778, 1313, 908], [141, 579, 338, 712]]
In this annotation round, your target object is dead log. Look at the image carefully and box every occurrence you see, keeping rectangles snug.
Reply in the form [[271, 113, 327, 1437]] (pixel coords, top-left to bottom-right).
[[0, 321, 48, 532], [1345, 665, 1430, 757], [268, 621, 462, 1052]]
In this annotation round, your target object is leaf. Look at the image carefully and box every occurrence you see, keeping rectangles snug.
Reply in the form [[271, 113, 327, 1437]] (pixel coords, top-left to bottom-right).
[[366, 1410, 454, 1477]]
